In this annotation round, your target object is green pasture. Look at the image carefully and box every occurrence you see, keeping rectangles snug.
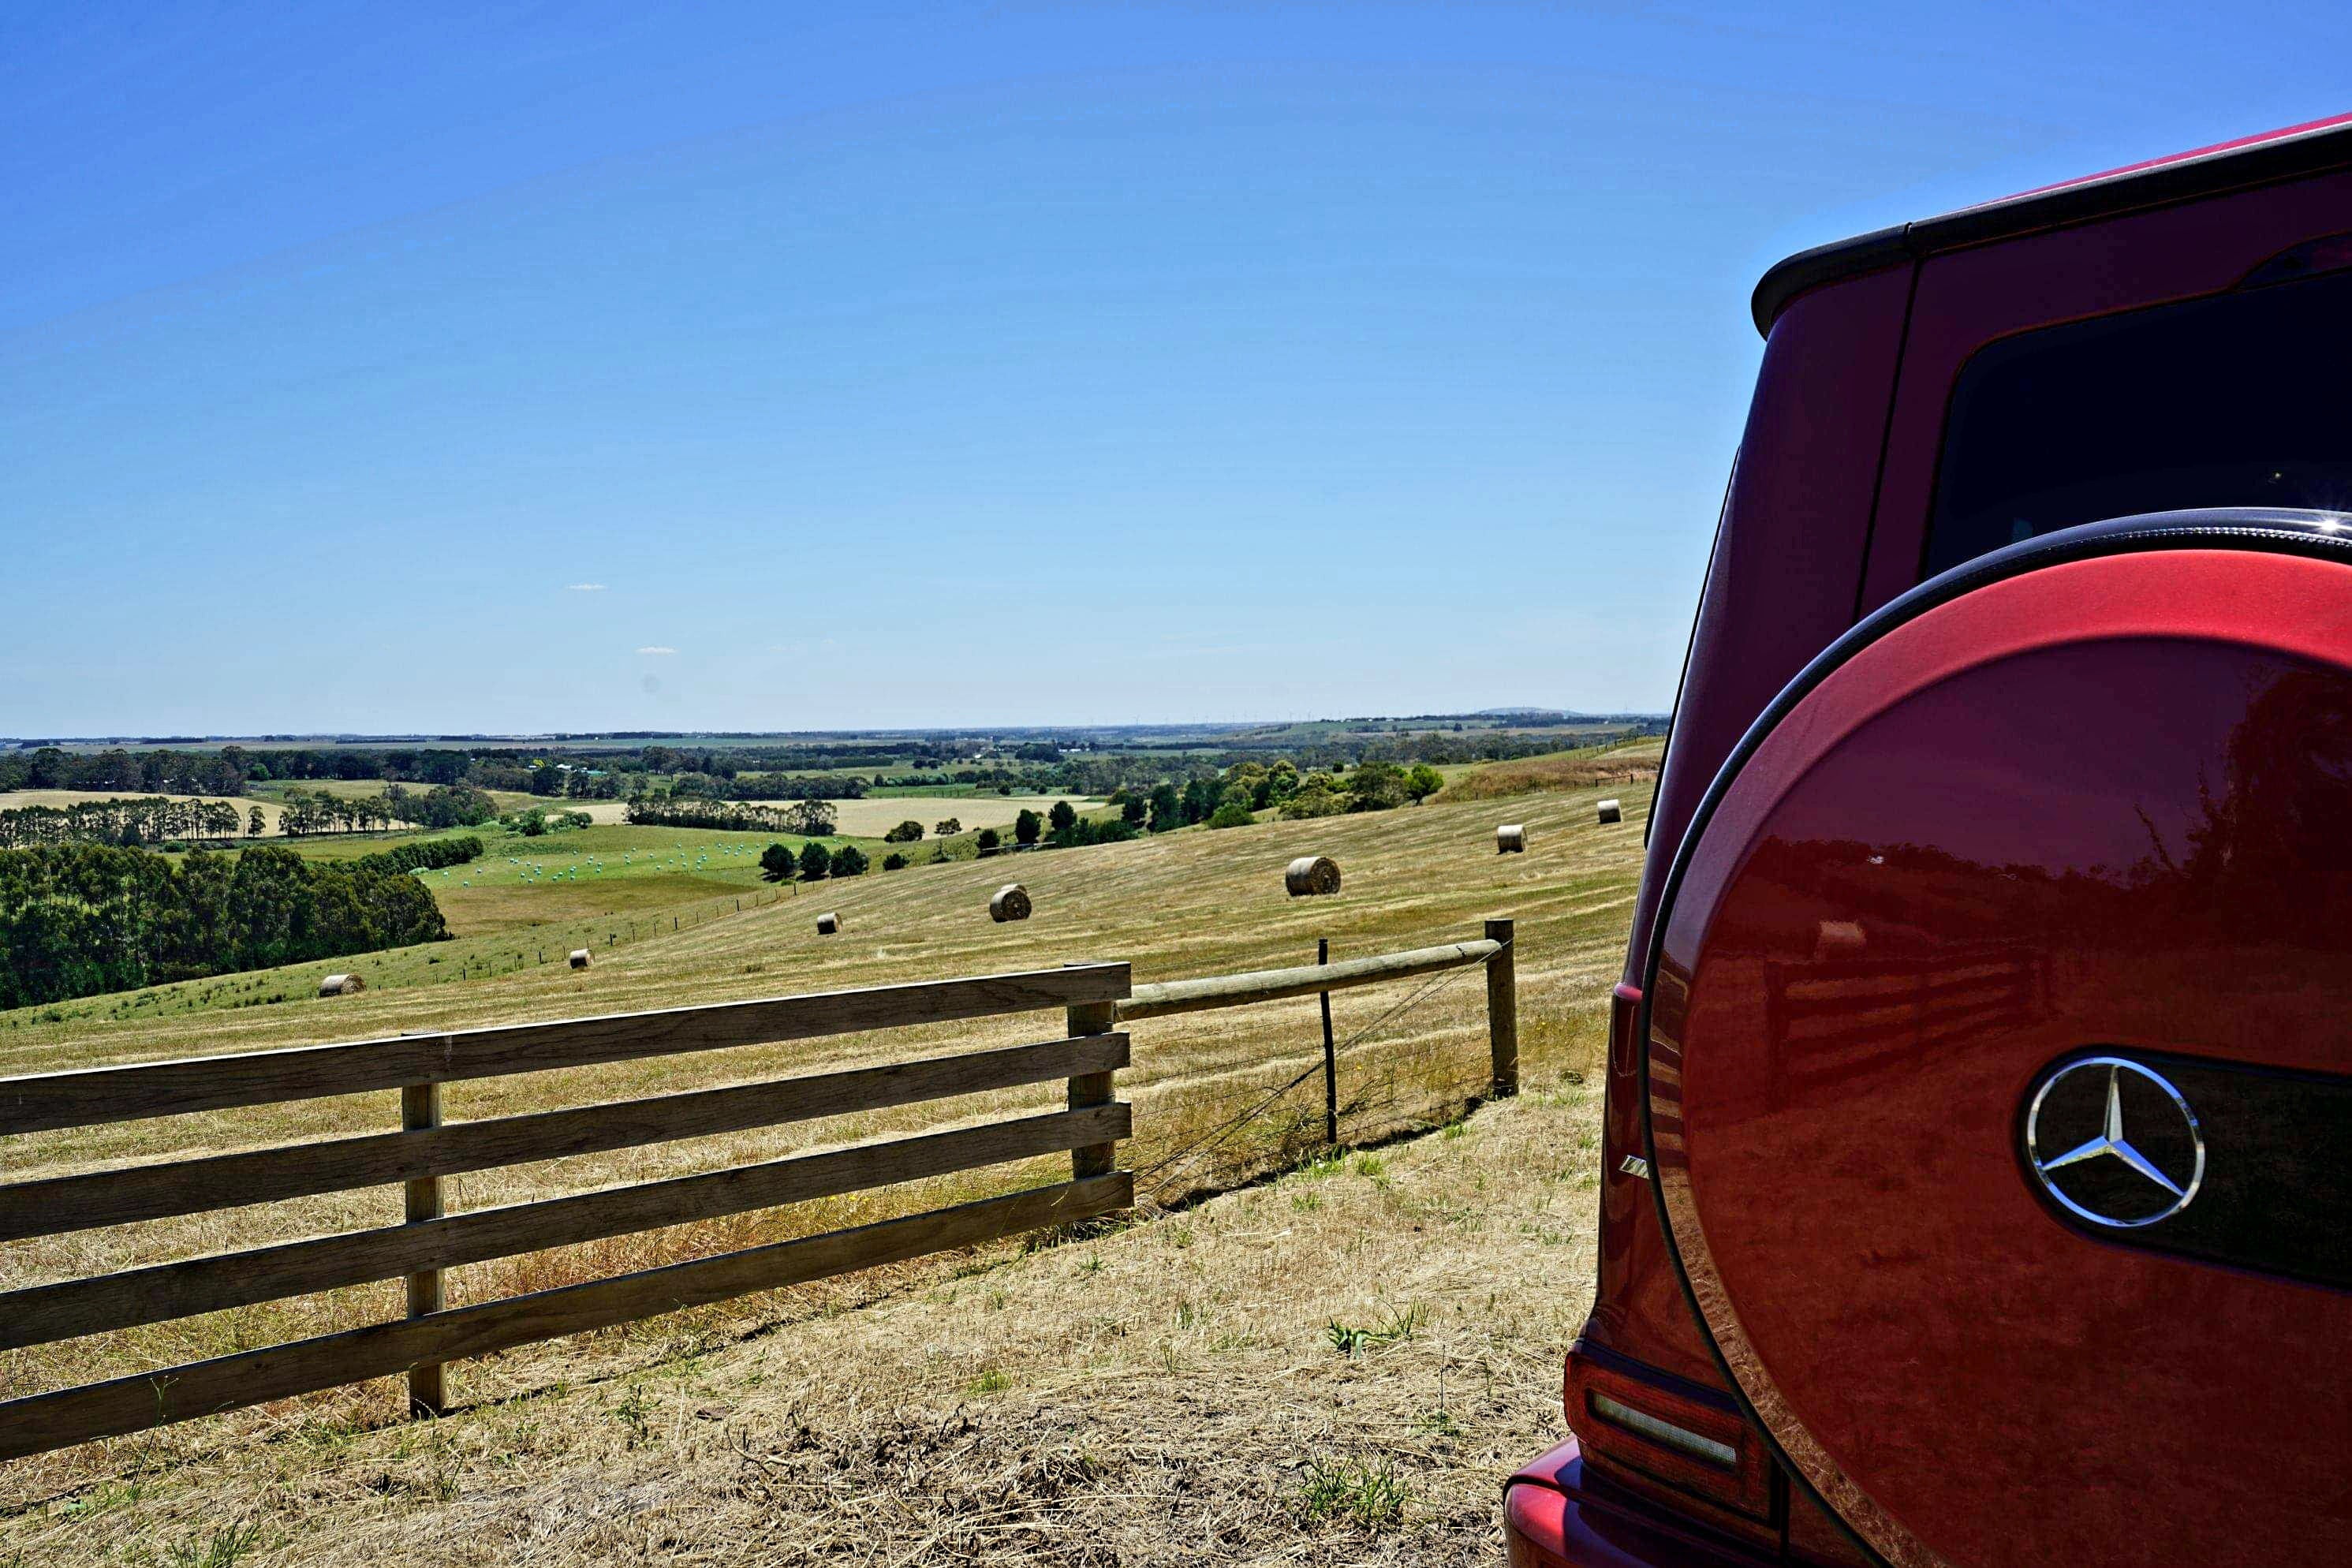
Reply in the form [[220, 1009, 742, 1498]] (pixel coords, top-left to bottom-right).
[[390, 823, 891, 934]]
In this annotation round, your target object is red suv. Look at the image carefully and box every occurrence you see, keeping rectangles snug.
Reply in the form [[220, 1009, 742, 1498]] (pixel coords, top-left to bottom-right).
[[1504, 115, 2352, 1567]]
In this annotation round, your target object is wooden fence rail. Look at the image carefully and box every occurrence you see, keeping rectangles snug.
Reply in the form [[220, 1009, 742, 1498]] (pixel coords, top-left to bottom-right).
[[1, 921, 1522, 1465], [1118, 920, 1518, 1098], [0, 962, 1132, 1462], [1115, 939, 1499, 1020]]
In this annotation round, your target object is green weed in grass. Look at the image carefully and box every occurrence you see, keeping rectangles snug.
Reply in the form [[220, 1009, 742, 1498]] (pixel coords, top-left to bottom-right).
[[1294, 1454, 1408, 1529], [1325, 1303, 1424, 1357], [160, 1519, 266, 1568], [610, 1383, 655, 1448], [1413, 1407, 1465, 1438]]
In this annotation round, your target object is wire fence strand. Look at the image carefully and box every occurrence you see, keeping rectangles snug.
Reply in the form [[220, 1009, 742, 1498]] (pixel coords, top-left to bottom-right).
[[1135, 943, 1503, 1202]]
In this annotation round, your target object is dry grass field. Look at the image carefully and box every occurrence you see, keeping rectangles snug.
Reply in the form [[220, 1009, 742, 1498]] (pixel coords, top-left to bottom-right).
[[0, 767, 1652, 1564], [1432, 737, 1661, 803]]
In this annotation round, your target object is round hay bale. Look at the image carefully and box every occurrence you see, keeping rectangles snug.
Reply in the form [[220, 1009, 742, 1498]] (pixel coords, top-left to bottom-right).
[[318, 973, 364, 998], [1496, 823, 1528, 854], [1283, 855, 1342, 897], [989, 883, 1032, 923], [568, 949, 592, 970], [816, 912, 841, 935], [1596, 798, 1624, 825]]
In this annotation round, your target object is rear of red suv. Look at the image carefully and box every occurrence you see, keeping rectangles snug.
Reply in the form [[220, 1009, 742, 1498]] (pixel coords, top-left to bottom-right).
[[1507, 114, 2352, 1567]]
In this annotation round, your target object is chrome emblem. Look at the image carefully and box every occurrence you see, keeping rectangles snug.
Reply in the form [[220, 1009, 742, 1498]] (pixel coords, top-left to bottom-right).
[[2025, 1057, 2205, 1229]]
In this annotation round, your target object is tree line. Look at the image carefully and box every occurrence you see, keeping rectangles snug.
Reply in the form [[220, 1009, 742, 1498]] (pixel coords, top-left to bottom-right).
[[353, 836, 484, 875], [0, 747, 251, 797], [275, 784, 498, 837], [0, 797, 249, 850], [760, 842, 870, 881], [1099, 759, 1443, 834], [0, 784, 498, 850], [625, 798, 838, 836], [0, 844, 450, 1010]]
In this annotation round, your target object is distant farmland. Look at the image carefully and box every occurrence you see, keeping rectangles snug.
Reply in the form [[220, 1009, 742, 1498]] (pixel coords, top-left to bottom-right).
[[0, 787, 1106, 841], [818, 794, 1108, 837], [1435, 735, 1661, 801]]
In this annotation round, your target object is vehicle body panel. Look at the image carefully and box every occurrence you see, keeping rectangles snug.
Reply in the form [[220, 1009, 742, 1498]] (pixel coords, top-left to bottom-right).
[[1511, 113, 2352, 1566], [1648, 545, 2352, 1566]]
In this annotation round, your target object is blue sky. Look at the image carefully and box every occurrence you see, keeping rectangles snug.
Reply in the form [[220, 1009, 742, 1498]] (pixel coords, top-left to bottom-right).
[[6, 2, 2348, 735]]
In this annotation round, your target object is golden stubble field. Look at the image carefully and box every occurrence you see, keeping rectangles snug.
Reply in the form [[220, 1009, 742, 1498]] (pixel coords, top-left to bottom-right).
[[0, 778, 1652, 1563]]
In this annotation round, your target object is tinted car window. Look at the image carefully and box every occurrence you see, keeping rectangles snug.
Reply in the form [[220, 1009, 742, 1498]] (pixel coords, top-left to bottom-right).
[[1925, 266, 2352, 577]]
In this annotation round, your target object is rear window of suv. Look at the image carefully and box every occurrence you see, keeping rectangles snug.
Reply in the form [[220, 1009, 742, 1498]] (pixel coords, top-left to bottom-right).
[[1924, 264, 2352, 578]]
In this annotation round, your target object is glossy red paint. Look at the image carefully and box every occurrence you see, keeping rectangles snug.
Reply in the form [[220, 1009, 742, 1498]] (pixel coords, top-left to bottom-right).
[[1506, 1442, 1778, 1568], [1648, 549, 2352, 1567], [1630, 264, 1910, 980], [1507, 116, 2352, 1568], [1595, 265, 1912, 1397]]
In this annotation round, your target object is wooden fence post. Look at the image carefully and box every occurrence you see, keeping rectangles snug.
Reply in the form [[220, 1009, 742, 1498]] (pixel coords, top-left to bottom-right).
[[1065, 965, 1118, 1182], [1317, 939, 1338, 1144], [1484, 917, 1518, 1098], [401, 1081, 447, 1417]]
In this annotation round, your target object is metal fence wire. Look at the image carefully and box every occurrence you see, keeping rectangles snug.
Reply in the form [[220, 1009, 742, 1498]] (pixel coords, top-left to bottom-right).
[[1134, 937, 1510, 1206]]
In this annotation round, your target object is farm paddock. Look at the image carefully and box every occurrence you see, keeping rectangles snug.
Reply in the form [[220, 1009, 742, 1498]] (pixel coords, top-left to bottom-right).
[[0, 771, 1649, 1564], [0, 1081, 1603, 1567]]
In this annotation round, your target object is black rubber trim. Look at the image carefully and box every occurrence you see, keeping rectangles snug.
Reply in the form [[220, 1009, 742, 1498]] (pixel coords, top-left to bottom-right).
[[1752, 118, 2352, 336], [1633, 507, 2352, 1568]]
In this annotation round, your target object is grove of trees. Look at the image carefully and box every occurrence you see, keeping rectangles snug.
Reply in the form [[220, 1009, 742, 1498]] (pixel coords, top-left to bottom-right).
[[0, 843, 451, 1010], [1099, 757, 1448, 832], [275, 784, 496, 838], [625, 798, 837, 836], [0, 797, 247, 850]]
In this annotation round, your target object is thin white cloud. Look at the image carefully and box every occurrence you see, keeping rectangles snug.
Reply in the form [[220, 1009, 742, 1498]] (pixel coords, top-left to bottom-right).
[[636, 645, 678, 655], [566, 582, 607, 592]]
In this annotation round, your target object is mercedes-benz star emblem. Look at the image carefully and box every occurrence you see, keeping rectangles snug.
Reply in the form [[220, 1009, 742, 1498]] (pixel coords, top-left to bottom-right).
[[2024, 1056, 2205, 1229]]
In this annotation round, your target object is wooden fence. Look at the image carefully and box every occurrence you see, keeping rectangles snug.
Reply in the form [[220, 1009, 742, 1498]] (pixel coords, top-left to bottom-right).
[[1118, 917, 1518, 1103], [0, 923, 1524, 1464], [0, 962, 1133, 1462]]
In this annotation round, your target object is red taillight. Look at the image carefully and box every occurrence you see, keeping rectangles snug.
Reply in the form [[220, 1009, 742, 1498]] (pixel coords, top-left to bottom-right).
[[1564, 1342, 1771, 1520]]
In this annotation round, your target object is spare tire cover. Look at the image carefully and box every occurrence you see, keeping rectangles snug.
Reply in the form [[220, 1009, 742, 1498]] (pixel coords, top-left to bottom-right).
[[1645, 525, 2352, 1568]]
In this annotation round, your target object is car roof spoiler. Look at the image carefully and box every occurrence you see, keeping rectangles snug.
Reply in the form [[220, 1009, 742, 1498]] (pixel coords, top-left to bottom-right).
[[1751, 113, 2352, 337]]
